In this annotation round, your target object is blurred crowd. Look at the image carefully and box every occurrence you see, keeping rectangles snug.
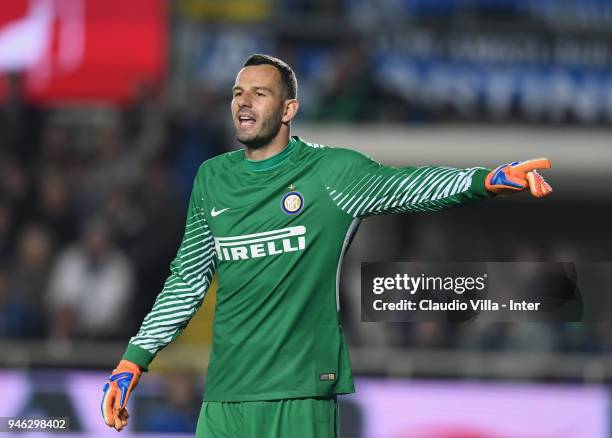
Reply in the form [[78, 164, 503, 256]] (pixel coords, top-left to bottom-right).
[[0, 74, 230, 341], [340, 212, 612, 357]]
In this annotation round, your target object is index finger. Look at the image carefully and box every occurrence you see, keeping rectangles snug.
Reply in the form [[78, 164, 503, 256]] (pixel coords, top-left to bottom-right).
[[515, 158, 551, 172]]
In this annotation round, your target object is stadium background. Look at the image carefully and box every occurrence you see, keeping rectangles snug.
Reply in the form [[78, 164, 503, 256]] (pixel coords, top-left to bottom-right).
[[1, 0, 611, 436]]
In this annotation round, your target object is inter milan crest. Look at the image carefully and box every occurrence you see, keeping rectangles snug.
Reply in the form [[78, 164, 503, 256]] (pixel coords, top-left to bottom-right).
[[281, 184, 304, 215]]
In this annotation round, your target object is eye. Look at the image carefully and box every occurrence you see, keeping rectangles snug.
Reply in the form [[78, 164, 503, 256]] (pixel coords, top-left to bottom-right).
[[256, 92, 265, 97], [233, 90, 242, 97]]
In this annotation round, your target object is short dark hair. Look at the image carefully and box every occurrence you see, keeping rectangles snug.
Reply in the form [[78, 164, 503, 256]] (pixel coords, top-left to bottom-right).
[[243, 54, 297, 100]]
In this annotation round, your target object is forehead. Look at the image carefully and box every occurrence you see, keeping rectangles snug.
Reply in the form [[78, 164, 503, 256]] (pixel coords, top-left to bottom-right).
[[234, 64, 282, 91]]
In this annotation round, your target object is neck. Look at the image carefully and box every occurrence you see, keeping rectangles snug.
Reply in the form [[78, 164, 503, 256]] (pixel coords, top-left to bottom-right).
[[244, 128, 291, 161]]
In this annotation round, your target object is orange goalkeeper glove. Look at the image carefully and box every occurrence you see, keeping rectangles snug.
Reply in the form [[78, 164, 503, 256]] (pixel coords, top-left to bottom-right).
[[485, 158, 553, 197], [101, 359, 141, 432]]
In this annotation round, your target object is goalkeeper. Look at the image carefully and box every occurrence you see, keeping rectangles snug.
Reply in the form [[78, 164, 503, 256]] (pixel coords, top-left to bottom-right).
[[101, 54, 552, 437]]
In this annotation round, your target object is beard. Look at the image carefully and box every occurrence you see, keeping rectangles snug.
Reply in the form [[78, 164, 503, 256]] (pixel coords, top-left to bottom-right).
[[236, 105, 284, 149]]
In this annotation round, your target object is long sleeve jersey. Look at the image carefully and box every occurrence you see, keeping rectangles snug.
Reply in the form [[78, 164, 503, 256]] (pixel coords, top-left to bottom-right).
[[123, 136, 491, 401]]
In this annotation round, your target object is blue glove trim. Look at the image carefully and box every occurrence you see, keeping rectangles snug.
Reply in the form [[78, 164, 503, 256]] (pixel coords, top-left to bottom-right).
[[101, 382, 110, 420], [490, 164, 525, 189], [101, 371, 134, 420], [110, 372, 134, 407]]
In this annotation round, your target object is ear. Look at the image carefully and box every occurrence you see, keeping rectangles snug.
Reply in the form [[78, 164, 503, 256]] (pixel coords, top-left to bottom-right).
[[281, 99, 299, 123]]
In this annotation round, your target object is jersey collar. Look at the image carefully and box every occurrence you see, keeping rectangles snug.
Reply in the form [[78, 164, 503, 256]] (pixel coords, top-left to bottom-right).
[[243, 136, 298, 172]]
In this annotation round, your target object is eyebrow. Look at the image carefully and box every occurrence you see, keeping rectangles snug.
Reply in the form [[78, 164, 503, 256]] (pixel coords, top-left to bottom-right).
[[232, 86, 274, 93]]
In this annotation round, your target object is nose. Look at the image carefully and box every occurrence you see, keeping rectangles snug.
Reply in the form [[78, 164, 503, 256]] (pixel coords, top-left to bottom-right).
[[236, 91, 252, 108]]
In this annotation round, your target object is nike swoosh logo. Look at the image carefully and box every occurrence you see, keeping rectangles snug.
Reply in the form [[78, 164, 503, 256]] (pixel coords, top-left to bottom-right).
[[211, 207, 230, 217]]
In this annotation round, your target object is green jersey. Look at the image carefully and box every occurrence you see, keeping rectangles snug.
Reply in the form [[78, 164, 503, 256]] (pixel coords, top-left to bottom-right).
[[123, 136, 490, 401]]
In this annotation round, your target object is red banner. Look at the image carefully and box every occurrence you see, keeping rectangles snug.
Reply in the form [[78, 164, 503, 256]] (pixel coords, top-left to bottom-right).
[[0, 0, 167, 105]]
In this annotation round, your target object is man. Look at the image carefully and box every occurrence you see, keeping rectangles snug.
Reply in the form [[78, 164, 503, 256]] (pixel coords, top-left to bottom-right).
[[101, 54, 552, 437]]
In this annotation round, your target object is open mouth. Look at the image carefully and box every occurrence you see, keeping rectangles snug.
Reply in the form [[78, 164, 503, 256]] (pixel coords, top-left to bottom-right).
[[238, 115, 256, 127]]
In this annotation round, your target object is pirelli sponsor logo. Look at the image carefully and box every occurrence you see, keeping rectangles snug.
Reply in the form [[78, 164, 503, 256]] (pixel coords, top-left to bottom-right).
[[215, 226, 306, 261]]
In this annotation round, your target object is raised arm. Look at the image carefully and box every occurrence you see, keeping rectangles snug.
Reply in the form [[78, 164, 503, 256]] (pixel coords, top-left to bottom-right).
[[319, 148, 492, 218]]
